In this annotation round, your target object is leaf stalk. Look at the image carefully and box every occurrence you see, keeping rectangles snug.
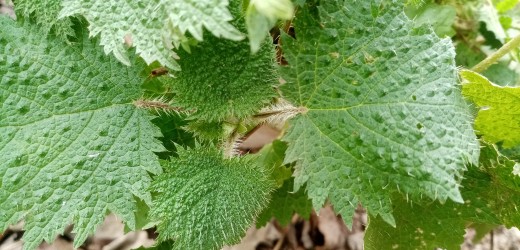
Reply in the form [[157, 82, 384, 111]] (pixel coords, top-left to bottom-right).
[[472, 34, 520, 73]]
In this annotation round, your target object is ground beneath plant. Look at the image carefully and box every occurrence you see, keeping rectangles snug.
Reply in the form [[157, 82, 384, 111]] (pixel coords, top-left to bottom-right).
[[1, 208, 520, 250]]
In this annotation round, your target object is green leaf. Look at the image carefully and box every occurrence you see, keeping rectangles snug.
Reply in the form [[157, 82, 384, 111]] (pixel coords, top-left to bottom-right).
[[479, 148, 520, 227], [478, 2, 506, 43], [471, 223, 498, 243], [246, 0, 294, 53], [169, 31, 277, 122], [280, 0, 479, 226], [365, 171, 497, 249], [151, 113, 195, 159], [15, 0, 75, 40], [499, 144, 520, 162], [0, 17, 163, 249], [257, 178, 312, 227], [496, 0, 519, 13], [135, 240, 175, 250], [293, 0, 305, 7], [255, 140, 311, 227], [456, 43, 486, 68], [500, 15, 513, 29], [150, 147, 274, 249], [481, 62, 519, 86], [124, 198, 154, 233], [184, 120, 227, 141], [253, 0, 294, 20], [365, 144, 520, 249], [405, 3, 457, 37], [256, 140, 292, 188], [461, 70, 520, 147], [59, 0, 244, 69]]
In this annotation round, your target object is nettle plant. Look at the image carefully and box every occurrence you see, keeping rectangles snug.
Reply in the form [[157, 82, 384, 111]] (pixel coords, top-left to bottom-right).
[[2, 0, 520, 249]]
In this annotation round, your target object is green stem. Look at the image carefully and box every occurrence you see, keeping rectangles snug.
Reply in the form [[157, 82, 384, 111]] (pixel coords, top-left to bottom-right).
[[472, 34, 520, 73]]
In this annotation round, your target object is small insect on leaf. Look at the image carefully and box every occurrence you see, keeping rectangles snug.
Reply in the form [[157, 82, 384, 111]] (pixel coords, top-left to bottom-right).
[[148, 67, 169, 78]]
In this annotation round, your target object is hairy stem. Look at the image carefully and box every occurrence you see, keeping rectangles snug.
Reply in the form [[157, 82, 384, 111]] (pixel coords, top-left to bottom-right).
[[133, 98, 190, 113], [472, 34, 520, 73]]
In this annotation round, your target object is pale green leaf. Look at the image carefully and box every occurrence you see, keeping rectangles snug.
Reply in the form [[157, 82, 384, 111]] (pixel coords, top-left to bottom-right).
[[405, 3, 457, 37], [496, 0, 519, 13], [15, 0, 74, 40], [0, 17, 163, 249], [365, 144, 520, 249], [253, 0, 294, 20], [280, 0, 479, 226], [246, 0, 294, 53], [461, 70, 520, 147], [246, 4, 277, 54], [124, 198, 153, 233], [150, 147, 274, 249], [256, 140, 292, 188], [59, 0, 244, 69]]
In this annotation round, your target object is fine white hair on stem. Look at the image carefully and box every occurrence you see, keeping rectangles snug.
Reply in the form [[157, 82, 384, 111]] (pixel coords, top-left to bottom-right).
[[133, 96, 191, 115], [254, 99, 307, 126]]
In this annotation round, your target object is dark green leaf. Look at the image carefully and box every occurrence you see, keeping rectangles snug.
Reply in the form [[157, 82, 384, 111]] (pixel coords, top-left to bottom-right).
[[365, 144, 520, 249], [257, 178, 312, 227], [150, 147, 274, 249]]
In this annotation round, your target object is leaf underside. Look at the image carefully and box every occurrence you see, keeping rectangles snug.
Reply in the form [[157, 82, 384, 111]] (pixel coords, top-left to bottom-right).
[[280, 0, 479, 226], [0, 17, 163, 249], [150, 147, 273, 250]]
